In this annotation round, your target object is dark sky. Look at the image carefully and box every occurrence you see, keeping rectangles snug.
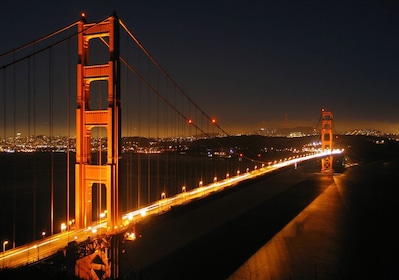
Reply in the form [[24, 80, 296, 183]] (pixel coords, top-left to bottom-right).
[[1, 0, 399, 134]]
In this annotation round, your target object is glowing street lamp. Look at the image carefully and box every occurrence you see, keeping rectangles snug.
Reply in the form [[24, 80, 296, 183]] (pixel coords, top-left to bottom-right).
[[61, 223, 67, 232], [99, 210, 107, 222], [3, 240, 8, 269], [2, 240, 8, 253], [42, 231, 46, 240], [182, 186, 186, 203], [68, 219, 75, 230], [159, 192, 166, 213]]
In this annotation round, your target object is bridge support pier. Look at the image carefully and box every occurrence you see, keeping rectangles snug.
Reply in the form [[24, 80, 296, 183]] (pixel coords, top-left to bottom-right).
[[65, 235, 113, 280]]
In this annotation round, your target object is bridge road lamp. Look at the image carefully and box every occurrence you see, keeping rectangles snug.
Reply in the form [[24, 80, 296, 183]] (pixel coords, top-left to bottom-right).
[[3, 240, 8, 269], [61, 223, 67, 232], [181, 186, 186, 203], [199, 181, 203, 196], [160, 192, 166, 212]]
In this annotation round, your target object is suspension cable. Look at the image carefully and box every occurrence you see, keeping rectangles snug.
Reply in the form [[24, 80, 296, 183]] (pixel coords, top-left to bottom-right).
[[118, 20, 268, 166], [66, 33, 70, 235], [49, 46, 54, 236], [120, 57, 210, 138], [0, 22, 79, 58], [0, 15, 113, 71], [119, 19, 231, 137]]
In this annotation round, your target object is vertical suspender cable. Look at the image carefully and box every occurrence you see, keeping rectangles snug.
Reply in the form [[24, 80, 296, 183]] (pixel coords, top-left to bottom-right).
[[1, 69, 4, 136], [147, 67, 151, 205], [172, 86, 177, 194], [125, 41, 135, 210], [156, 70, 160, 203], [137, 64, 141, 208], [28, 58, 31, 148], [200, 107, 204, 186], [1, 70, 4, 208], [124, 37, 130, 211], [27, 55, 33, 242], [66, 34, 70, 236], [181, 87, 186, 191], [97, 44, 102, 220], [33, 47, 37, 242], [164, 81, 168, 196], [1, 69, 4, 242], [13, 51, 16, 248], [49, 47, 54, 236], [2, 71, 4, 140]]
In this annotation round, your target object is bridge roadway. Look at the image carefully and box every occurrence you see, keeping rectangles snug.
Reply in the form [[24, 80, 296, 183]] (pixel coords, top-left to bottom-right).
[[0, 150, 340, 272]]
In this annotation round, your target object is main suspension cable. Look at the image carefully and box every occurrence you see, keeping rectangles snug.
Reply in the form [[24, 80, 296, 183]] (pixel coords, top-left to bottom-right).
[[119, 19, 231, 137], [0, 21, 79, 58]]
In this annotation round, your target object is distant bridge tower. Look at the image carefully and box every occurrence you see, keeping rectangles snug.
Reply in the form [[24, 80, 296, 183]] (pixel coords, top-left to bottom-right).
[[321, 109, 333, 173], [75, 13, 121, 233]]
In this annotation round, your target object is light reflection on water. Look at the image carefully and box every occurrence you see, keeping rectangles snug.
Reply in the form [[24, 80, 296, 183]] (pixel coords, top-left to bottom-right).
[[228, 159, 399, 280]]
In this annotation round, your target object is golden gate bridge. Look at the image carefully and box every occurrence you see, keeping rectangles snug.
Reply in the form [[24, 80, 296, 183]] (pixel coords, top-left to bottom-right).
[[0, 13, 339, 279]]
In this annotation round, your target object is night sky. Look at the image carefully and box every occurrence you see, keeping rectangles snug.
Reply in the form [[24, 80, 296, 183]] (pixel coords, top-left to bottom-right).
[[1, 1, 399, 134]]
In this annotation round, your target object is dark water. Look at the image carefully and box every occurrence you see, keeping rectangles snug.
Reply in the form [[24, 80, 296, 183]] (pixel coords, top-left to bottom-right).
[[0, 151, 256, 247], [228, 158, 399, 279], [0, 153, 68, 247]]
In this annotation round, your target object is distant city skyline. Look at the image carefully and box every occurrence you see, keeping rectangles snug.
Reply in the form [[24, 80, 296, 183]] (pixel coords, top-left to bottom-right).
[[1, 1, 398, 134]]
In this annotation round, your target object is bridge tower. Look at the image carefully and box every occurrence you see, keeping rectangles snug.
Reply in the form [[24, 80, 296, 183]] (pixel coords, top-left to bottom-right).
[[75, 13, 121, 233], [321, 109, 333, 173]]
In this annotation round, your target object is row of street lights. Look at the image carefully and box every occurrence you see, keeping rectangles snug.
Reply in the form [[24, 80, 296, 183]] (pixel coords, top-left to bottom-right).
[[2, 230, 46, 269]]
